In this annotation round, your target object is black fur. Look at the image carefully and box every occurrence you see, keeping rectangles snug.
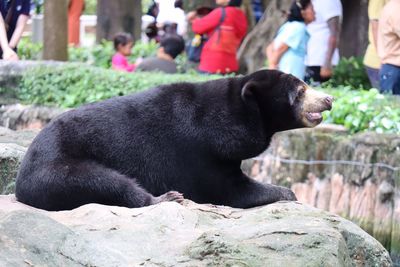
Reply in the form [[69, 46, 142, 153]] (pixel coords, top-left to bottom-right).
[[16, 70, 304, 211]]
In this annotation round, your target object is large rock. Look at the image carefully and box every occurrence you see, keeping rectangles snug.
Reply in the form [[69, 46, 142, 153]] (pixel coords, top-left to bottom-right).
[[244, 124, 400, 264], [0, 195, 392, 267], [0, 143, 26, 194], [0, 104, 65, 130], [0, 127, 37, 194]]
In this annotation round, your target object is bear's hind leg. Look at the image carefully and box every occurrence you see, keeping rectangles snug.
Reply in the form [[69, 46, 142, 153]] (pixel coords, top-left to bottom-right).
[[16, 159, 183, 211]]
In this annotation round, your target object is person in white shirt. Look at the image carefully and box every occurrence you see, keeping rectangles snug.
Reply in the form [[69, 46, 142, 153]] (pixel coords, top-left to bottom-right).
[[155, 0, 176, 24], [304, 0, 342, 84], [172, 0, 188, 37], [156, 0, 187, 37]]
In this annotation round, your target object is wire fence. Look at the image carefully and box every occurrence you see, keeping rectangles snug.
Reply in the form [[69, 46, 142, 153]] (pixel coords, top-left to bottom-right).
[[254, 154, 400, 172]]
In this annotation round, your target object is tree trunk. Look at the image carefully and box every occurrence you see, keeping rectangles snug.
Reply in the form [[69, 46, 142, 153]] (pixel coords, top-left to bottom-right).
[[237, 0, 291, 74], [242, 0, 255, 32], [238, 0, 369, 74], [43, 0, 68, 61], [96, 0, 142, 42], [339, 0, 369, 57]]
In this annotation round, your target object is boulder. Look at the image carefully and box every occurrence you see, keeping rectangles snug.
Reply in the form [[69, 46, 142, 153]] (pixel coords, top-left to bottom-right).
[[0, 127, 37, 194], [0, 144, 26, 194], [243, 125, 400, 264], [0, 104, 65, 130], [0, 195, 392, 267]]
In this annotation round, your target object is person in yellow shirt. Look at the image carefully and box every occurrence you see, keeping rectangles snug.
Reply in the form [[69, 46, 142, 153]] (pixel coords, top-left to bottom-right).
[[363, 0, 388, 89]]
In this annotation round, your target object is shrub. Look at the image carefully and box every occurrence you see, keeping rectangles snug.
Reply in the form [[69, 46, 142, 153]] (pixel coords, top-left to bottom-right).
[[83, 0, 97, 15], [325, 57, 371, 90], [18, 39, 159, 69], [17, 38, 43, 60], [322, 86, 400, 134], [18, 64, 220, 108]]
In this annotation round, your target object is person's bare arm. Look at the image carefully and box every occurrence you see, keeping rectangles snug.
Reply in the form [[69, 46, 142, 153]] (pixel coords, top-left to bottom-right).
[[265, 43, 274, 66], [321, 16, 340, 78], [0, 14, 18, 60], [370, 19, 379, 51], [266, 42, 289, 70], [8, 14, 29, 49]]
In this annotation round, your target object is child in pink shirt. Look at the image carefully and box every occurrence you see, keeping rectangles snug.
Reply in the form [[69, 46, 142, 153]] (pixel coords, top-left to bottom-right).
[[112, 33, 136, 72]]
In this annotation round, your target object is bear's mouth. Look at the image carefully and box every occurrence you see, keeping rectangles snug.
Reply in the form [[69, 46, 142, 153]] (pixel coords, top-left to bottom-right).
[[305, 112, 323, 124]]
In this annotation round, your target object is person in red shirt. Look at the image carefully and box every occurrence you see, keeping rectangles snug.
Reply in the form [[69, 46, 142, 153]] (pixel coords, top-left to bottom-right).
[[188, 0, 247, 74]]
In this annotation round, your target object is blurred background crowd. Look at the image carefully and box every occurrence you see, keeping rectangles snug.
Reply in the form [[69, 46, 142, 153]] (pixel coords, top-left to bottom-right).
[[0, 0, 399, 94]]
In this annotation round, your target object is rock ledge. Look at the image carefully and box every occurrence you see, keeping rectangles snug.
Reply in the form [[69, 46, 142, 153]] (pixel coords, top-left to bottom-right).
[[0, 195, 392, 267]]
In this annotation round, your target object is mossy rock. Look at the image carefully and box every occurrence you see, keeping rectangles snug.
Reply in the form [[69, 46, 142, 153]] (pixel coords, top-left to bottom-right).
[[0, 143, 27, 194]]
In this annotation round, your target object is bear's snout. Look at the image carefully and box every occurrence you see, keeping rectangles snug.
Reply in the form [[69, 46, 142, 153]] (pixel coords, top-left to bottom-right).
[[300, 89, 334, 127]]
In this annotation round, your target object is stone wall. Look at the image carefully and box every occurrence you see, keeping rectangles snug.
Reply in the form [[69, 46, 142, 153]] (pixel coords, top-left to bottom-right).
[[243, 125, 400, 265], [0, 104, 65, 130]]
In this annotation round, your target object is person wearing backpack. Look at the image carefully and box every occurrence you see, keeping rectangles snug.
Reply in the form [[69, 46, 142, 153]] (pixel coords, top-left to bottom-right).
[[188, 0, 247, 74], [0, 0, 30, 60]]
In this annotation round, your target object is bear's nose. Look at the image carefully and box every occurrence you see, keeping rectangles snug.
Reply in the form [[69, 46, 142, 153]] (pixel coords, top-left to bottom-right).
[[324, 96, 334, 109]]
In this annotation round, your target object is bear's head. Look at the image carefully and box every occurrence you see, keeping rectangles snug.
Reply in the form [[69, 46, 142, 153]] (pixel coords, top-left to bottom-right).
[[241, 70, 333, 132]]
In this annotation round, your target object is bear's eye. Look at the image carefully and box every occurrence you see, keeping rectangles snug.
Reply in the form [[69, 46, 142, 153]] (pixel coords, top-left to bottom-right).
[[298, 88, 306, 96]]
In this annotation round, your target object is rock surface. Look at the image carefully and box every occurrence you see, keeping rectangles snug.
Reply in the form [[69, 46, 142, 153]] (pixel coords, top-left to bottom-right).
[[0, 127, 37, 194], [0, 104, 65, 130], [0, 195, 392, 267], [244, 125, 400, 259]]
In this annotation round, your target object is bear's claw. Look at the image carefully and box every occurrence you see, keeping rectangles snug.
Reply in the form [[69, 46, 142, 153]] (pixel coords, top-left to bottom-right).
[[152, 191, 185, 204]]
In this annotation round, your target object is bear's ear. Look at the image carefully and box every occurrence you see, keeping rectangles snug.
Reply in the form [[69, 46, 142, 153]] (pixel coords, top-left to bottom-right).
[[241, 81, 257, 103]]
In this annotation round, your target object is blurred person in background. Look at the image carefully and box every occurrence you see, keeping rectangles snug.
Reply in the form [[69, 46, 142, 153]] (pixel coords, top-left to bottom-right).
[[252, 0, 264, 23], [188, 0, 247, 74], [137, 34, 185, 74], [0, 0, 30, 60], [172, 0, 187, 37], [266, 0, 315, 80], [304, 0, 342, 85], [112, 32, 137, 72], [155, 0, 175, 26], [363, 0, 388, 89], [377, 0, 400, 95], [142, 1, 159, 43], [68, 0, 84, 46]]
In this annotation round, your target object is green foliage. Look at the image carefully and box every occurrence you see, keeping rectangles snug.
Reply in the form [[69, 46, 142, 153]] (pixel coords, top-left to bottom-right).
[[18, 64, 220, 108], [83, 0, 97, 15], [17, 38, 43, 60], [325, 57, 371, 90], [130, 40, 158, 60], [322, 86, 400, 134], [32, 0, 43, 14], [142, 0, 155, 13], [68, 41, 115, 68], [18, 39, 158, 69]]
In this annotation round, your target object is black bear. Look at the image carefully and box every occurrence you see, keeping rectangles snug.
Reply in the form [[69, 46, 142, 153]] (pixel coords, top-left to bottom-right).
[[15, 70, 333, 211]]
